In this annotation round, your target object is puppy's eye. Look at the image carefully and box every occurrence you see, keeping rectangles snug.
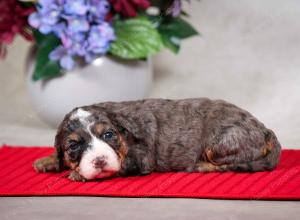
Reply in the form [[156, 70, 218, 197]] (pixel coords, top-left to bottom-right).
[[69, 143, 80, 151], [102, 131, 114, 140]]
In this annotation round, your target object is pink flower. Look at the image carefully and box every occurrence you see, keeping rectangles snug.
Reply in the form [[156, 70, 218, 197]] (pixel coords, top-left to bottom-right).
[[109, 0, 150, 17], [0, 0, 35, 58]]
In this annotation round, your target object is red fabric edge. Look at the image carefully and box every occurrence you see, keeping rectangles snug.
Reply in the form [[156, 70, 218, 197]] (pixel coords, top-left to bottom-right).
[[0, 145, 299, 200]]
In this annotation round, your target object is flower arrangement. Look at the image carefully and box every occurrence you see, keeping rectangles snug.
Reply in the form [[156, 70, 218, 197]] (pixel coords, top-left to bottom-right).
[[1, 0, 198, 81]]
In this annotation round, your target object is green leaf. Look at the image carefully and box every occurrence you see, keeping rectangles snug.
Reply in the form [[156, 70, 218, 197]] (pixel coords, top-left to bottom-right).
[[33, 30, 46, 45], [32, 60, 61, 81], [32, 33, 62, 81], [109, 17, 163, 59], [160, 34, 181, 53], [159, 17, 199, 39], [158, 17, 199, 53]]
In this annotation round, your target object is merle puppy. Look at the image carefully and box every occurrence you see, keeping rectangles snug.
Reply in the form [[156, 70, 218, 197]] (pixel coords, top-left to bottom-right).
[[34, 98, 281, 181]]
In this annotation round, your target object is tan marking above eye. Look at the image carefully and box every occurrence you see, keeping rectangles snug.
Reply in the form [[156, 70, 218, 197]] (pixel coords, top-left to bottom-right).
[[93, 123, 106, 136], [68, 133, 81, 142]]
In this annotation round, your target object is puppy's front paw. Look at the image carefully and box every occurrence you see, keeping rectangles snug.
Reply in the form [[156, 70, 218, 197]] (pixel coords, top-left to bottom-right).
[[68, 170, 86, 182], [33, 154, 59, 173]]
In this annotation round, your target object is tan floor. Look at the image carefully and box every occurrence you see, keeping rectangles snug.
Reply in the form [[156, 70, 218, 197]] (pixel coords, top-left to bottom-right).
[[1, 197, 300, 220]]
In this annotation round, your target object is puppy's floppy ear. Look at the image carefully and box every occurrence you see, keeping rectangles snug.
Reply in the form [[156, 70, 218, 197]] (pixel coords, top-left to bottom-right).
[[54, 129, 65, 172], [53, 114, 71, 171], [109, 112, 143, 141], [107, 107, 158, 148]]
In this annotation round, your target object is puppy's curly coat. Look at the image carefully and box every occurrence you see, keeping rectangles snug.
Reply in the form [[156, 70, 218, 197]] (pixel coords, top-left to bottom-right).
[[34, 98, 281, 181]]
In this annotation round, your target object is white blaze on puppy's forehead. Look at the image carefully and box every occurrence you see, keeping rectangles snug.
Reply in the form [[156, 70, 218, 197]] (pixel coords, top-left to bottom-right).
[[71, 108, 91, 125], [79, 125, 121, 180], [71, 108, 91, 119]]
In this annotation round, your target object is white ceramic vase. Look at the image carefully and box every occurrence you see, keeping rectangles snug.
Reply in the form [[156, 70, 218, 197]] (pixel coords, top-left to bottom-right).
[[26, 50, 153, 128]]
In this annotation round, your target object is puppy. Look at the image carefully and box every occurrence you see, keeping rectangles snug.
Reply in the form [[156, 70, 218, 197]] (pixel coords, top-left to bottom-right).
[[34, 98, 281, 181]]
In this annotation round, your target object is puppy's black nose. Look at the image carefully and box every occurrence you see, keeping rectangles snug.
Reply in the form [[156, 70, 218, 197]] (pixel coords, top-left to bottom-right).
[[93, 156, 107, 169]]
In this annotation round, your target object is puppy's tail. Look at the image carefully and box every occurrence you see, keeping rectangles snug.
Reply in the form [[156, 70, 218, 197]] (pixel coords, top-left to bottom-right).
[[217, 129, 282, 172]]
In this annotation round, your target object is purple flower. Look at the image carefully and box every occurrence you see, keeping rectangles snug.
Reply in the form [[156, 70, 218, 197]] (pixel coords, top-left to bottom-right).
[[49, 45, 75, 70], [29, 0, 63, 34], [88, 0, 110, 22], [64, 32, 87, 56], [28, 0, 115, 71], [88, 23, 115, 54], [64, 0, 88, 16], [52, 22, 67, 38], [67, 16, 90, 33], [167, 0, 182, 17]]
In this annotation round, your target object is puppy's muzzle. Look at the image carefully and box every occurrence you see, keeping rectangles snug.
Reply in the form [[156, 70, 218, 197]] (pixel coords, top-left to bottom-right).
[[92, 156, 107, 169]]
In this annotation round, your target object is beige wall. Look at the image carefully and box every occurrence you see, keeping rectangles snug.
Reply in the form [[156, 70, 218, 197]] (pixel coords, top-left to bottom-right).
[[1, 0, 300, 148]]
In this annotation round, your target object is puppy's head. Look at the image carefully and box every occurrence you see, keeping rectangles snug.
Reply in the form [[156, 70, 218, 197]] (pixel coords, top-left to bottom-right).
[[55, 107, 128, 180]]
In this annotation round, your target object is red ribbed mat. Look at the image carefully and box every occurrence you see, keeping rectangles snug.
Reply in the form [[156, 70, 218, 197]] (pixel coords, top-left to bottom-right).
[[0, 146, 299, 200]]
